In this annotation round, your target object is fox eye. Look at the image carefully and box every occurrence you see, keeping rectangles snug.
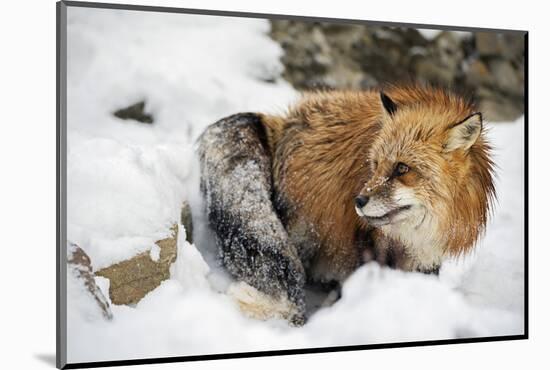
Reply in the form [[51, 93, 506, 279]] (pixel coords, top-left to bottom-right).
[[393, 162, 409, 177]]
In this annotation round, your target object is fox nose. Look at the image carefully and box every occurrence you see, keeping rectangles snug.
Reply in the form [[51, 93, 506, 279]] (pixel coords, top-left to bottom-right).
[[355, 195, 369, 208]]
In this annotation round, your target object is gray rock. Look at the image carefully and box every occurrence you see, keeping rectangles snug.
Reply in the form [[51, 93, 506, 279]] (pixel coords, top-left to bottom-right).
[[415, 59, 455, 85], [502, 33, 525, 62], [465, 59, 493, 86], [476, 32, 525, 62], [269, 20, 525, 122], [180, 201, 194, 244], [480, 97, 524, 123], [113, 101, 154, 124], [475, 32, 502, 56], [488, 59, 524, 97]]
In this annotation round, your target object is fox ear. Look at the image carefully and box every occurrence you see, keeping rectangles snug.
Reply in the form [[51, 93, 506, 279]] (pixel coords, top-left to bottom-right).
[[444, 112, 482, 152], [380, 92, 397, 116]]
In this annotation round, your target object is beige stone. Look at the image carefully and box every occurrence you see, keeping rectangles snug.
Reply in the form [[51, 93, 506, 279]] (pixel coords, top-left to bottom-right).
[[95, 201, 194, 306], [96, 225, 178, 306]]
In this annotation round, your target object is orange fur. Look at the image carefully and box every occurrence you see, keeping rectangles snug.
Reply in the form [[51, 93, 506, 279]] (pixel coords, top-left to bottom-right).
[[261, 85, 495, 280]]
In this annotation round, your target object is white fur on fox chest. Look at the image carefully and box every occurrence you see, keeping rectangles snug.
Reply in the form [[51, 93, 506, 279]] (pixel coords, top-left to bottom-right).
[[381, 209, 445, 271]]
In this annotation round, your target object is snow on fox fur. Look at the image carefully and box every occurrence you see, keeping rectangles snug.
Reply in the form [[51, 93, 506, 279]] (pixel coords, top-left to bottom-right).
[[198, 85, 496, 324]]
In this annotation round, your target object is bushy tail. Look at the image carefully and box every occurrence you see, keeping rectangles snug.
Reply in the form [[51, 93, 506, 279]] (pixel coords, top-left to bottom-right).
[[198, 113, 306, 325]]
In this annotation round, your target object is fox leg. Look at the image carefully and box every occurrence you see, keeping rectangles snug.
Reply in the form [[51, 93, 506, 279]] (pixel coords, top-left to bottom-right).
[[198, 113, 306, 325]]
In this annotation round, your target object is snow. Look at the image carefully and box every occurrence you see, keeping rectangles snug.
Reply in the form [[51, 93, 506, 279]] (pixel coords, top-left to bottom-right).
[[417, 28, 473, 40], [66, 7, 296, 270], [149, 244, 160, 262], [65, 7, 525, 364], [169, 224, 211, 292]]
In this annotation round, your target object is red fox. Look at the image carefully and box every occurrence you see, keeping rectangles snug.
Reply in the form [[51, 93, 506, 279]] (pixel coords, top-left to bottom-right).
[[198, 85, 495, 324]]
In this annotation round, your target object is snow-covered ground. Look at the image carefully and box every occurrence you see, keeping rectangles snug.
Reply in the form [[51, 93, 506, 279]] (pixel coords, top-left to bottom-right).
[[66, 8, 525, 364]]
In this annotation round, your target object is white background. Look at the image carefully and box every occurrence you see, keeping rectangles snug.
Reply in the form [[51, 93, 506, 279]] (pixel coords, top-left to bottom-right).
[[0, 0, 543, 369]]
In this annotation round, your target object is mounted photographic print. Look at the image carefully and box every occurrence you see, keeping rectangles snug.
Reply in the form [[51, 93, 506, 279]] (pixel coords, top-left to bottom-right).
[[56, 1, 527, 368]]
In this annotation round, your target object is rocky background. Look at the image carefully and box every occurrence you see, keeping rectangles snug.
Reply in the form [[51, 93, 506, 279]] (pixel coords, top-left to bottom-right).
[[269, 20, 525, 122]]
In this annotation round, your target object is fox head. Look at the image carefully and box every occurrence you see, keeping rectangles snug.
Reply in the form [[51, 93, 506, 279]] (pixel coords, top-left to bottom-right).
[[355, 89, 495, 263]]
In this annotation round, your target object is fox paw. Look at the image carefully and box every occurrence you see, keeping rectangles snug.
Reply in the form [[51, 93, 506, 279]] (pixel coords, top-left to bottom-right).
[[227, 281, 304, 326]]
